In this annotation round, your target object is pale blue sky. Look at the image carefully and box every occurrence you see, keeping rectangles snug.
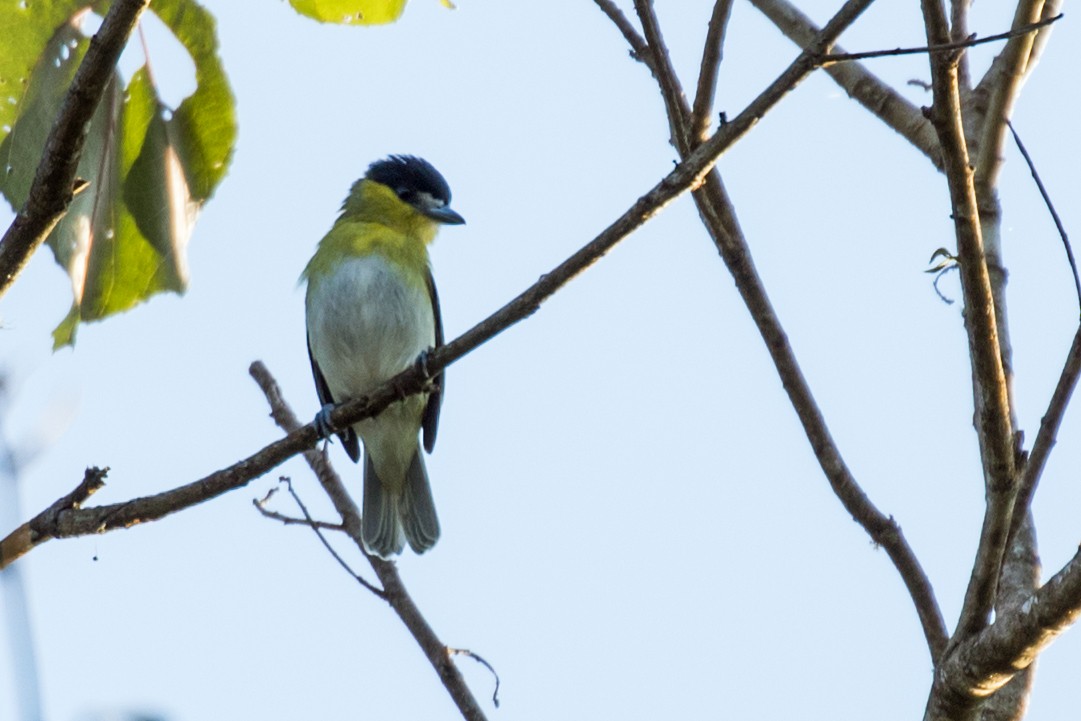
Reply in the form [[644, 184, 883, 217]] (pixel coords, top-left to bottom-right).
[[2, 1, 1080, 719]]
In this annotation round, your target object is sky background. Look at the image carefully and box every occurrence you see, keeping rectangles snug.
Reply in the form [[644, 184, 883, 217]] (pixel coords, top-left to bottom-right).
[[2, 1, 1080, 719]]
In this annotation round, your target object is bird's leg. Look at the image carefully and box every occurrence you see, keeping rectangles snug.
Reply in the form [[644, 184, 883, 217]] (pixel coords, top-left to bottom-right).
[[414, 348, 432, 379], [314, 403, 339, 441], [390, 349, 434, 400]]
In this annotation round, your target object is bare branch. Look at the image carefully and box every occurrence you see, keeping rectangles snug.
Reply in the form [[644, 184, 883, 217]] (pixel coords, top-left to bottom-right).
[[3, 0, 901, 579], [747, 0, 941, 169], [252, 486, 346, 531], [0, 466, 107, 567], [973, 0, 1049, 194], [927, 537, 1081, 721], [816, 14, 1061, 64], [249, 362, 489, 721], [1010, 326, 1081, 543], [690, 0, 735, 142], [604, 0, 950, 660], [634, 0, 693, 150], [950, 0, 972, 91], [919, 0, 1018, 645], [0, 0, 152, 298], [977, 513, 1039, 721], [278, 477, 385, 598], [593, 0, 652, 69]]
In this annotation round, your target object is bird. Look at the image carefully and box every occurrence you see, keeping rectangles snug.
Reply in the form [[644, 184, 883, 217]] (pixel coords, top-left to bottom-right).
[[301, 155, 464, 558]]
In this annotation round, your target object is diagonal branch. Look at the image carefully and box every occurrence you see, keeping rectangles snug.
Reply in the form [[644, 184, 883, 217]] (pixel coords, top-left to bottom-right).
[[0, 0, 152, 298], [746, 0, 941, 169], [250, 362, 488, 721], [1009, 326, 1081, 543], [2, 30, 867, 568], [608, 0, 950, 660]]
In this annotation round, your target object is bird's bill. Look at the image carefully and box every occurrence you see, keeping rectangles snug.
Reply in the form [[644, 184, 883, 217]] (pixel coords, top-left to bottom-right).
[[422, 205, 466, 225]]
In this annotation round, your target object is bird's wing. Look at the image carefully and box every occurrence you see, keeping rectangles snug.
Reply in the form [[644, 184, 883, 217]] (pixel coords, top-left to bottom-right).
[[422, 268, 444, 454], [308, 334, 361, 462]]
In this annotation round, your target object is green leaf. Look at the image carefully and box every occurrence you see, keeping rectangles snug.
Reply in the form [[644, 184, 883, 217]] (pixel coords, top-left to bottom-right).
[[0, 0, 236, 348], [0, 0, 87, 142], [289, 0, 408, 25]]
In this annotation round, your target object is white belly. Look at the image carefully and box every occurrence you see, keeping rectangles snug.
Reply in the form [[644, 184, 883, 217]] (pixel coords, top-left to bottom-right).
[[306, 255, 434, 482]]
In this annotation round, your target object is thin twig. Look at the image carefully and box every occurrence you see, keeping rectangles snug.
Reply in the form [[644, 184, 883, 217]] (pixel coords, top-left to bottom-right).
[[593, 0, 652, 68], [449, 648, 502, 708], [276, 477, 385, 598], [1009, 325, 1081, 545], [0, 0, 152, 298], [690, 0, 735, 142], [746, 0, 941, 169], [949, 0, 972, 91], [1006, 120, 1080, 315], [817, 13, 1060, 64], [253, 486, 345, 531], [634, 0, 692, 148]]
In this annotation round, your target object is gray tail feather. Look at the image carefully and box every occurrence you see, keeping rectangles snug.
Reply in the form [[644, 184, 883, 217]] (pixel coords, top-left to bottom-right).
[[362, 453, 404, 558], [399, 450, 440, 554]]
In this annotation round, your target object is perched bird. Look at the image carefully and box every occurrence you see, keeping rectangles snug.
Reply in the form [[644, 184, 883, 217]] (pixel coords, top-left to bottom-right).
[[302, 155, 464, 557]]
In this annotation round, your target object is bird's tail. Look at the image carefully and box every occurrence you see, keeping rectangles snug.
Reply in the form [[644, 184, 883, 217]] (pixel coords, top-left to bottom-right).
[[361, 448, 440, 557]]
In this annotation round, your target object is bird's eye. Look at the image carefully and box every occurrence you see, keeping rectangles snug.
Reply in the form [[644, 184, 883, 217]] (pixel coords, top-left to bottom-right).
[[395, 187, 412, 201]]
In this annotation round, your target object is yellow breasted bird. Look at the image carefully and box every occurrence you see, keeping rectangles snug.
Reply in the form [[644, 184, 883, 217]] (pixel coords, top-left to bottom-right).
[[302, 155, 464, 557]]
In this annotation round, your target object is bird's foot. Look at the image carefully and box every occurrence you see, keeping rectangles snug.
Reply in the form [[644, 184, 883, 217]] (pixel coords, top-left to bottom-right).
[[314, 403, 338, 441], [414, 348, 432, 379]]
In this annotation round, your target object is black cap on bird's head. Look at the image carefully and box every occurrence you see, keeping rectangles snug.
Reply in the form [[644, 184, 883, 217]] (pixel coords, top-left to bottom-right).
[[366, 155, 465, 225]]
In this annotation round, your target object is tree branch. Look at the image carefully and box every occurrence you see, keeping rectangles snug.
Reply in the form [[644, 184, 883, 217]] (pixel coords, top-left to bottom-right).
[[927, 535, 1081, 721], [0, 0, 152, 298], [608, 0, 950, 660], [593, 0, 653, 69], [977, 512, 1039, 721], [950, 0, 972, 92], [919, 0, 1018, 649], [746, 0, 941, 169], [972, 0, 1048, 193], [690, 0, 735, 142], [2, 31, 864, 568], [1010, 325, 1081, 543], [249, 362, 489, 721], [816, 14, 1060, 64], [0, 466, 106, 566]]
